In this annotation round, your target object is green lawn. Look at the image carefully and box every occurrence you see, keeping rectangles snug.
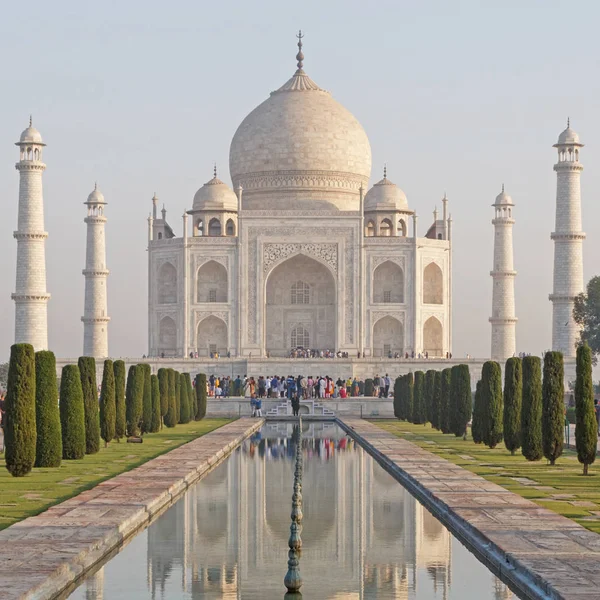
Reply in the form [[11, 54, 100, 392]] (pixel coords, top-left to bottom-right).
[[373, 420, 600, 534], [0, 418, 231, 530]]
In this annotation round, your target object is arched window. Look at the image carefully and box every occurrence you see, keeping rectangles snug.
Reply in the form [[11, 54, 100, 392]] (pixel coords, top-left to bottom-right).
[[196, 219, 204, 236], [226, 219, 235, 236], [291, 281, 310, 305], [34, 148, 39, 160], [366, 221, 375, 237], [423, 316, 443, 356], [197, 260, 228, 303], [373, 261, 404, 303], [398, 219, 407, 237], [208, 218, 222, 236], [158, 316, 177, 354], [423, 262, 443, 304], [291, 324, 310, 348], [158, 262, 177, 304], [380, 219, 392, 236]]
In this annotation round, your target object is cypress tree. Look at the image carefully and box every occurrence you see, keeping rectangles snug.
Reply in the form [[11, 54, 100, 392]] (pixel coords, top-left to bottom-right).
[[150, 374, 162, 433], [450, 364, 471, 439], [113, 360, 126, 442], [139, 364, 153, 434], [521, 356, 543, 461], [78, 356, 100, 454], [99, 359, 116, 447], [403, 372, 412, 425], [157, 368, 169, 427], [440, 368, 452, 434], [471, 380, 484, 444], [195, 373, 208, 420], [393, 376, 402, 419], [60, 364, 86, 460], [4, 343, 37, 476], [432, 371, 442, 430], [413, 371, 425, 424], [125, 365, 144, 436], [542, 351, 564, 465], [575, 343, 597, 475], [425, 370, 436, 424], [481, 361, 503, 448], [164, 369, 177, 427], [34, 350, 62, 468], [179, 372, 191, 424], [187, 373, 197, 419], [174, 371, 181, 424], [504, 357, 523, 455]]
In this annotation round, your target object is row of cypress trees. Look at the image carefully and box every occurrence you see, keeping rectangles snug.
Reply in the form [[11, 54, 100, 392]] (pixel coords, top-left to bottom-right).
[[3, 343, 208, 478]]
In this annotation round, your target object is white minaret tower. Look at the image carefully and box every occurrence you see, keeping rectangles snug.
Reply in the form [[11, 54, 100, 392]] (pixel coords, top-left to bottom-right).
[[12, 118, 51, 350], [550, 120, 585, 358], [490, 185, 517, 361], [82, 184, 110, 357]]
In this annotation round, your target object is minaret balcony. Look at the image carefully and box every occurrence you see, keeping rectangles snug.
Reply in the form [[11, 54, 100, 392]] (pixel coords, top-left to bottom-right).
[[13, 231, 48, 240], [489, 270, 516, 277], [489, 317, 518, 324], [550, 231, 586, 241]]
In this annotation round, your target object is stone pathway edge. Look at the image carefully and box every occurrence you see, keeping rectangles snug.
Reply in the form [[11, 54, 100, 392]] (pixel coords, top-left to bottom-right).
[[0, 418, 264, 600], [337, 418, 588, 600]]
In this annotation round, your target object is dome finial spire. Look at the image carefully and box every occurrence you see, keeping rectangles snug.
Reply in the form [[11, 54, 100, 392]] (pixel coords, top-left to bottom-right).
[[214, 162, 217, 178], [383, 163, 387, 179], [502, 183, 504, 193], [296, 29, 304, 72], [567, 117, 570, 128], [29, 114, 32, 127]]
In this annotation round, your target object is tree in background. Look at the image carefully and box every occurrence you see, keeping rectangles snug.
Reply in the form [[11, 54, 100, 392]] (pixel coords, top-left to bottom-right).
[[195, 373, 207, 420], [480, 361, 503, 449], [450, 364, 471, 439], [4, 344, 37, 476], [503, 357, 522, 455], [425, 370, 436, 424], [542, 351, 564, 465], [60, 364, 86, 460], [393, 376, 402, 419], [575, 343, 597, 475], [34, 350, 62, 468], [179, 372, 191, 424], [139, 364, 153, 434], [113, 360, 126, 442], [99, 359, 116, 447], [573, 276, 600, 363], [157, 368, 169, 428], [413, 371, 425, 424], [125, 365, 144, 436], [471, 380, 483, 444], [431, 371, 442, 430], [521, 356, 543, 461], [440, 368, 452, 434], [164, 369, 177, 427], [150, 374, 162, 433], [78, 356, 100, 454]]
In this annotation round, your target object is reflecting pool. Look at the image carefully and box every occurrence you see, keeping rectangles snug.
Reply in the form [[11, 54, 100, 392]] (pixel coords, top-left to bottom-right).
[[70, 422, 517, 599]]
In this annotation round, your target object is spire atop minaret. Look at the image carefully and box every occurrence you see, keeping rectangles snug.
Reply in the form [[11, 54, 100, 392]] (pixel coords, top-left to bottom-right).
[[296, 30, 304, 72], [214, 162, 217, 178], [29, 115, 32, 127], [567, 117, 570, 128], [383, 163, 387, 179]]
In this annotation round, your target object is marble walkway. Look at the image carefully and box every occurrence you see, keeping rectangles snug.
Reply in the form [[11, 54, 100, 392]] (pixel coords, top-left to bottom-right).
[[340, 418, 600, 600], [0, 418, 263, 600]]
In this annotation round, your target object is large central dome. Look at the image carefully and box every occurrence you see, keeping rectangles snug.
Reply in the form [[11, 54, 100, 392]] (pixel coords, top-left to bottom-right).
[[229, 40, 371, 211]]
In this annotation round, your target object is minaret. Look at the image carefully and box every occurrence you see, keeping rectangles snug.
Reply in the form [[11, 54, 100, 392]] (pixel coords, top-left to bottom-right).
[[550, 120, 585, 358], [12, 118, 51, 350], [82, 184, 110, 357], [490, 185, 517, 360]]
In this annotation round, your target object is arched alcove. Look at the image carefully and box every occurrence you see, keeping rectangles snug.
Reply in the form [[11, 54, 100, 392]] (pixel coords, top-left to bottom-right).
[[158, 316, 177, 355], [208, 218, 222, 236], [380, 218, 393, 237], [423, 262, 443, 304], [372, 316, 403, 357], [197, 261, 228, 303], [225, 219, 236, 236], [423, 316, 443, 356], [157, 262, 177, 304], [197, 316, 228, 356], [373, 261, 404, 303], [366, 221, 375, 237], [398, 219, 407, 237]]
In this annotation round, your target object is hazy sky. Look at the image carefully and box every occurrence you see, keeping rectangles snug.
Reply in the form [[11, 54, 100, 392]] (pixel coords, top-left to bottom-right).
[[1, 0, 599, 361]]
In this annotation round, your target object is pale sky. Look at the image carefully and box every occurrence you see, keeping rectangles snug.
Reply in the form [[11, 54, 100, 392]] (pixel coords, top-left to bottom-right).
[[1, 0, 599, 361]]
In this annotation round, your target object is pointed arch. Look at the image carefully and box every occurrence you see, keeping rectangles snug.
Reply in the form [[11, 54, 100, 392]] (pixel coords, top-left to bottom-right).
[[372, 316, 403, 357], [225, 219, 236, 236], [373, 261, 404, 303], [197, 315, 228, 356], [366, 220, 375, 237], [379, 218, 393, 237], [158, 316, 177, 355], [423, 262, 443, 304], [197, 260, 228, 303], [157, 262, 177, 304], [397, 219, 407, 237], [208, 218, 222, 236], [423, 316, 443, 357]]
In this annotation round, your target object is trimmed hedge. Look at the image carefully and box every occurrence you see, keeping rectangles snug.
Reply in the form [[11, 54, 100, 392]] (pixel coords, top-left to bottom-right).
[[503, 357, 522, 455], [78, 356, 100, 454], [425, 370, 436, 425], [364, 378, 374, 397], [140, 364, 152, 434], [150, 374, 161, 433], [174, 371, 181, 424], [481, 361, 503, 449], [113, 360, 126, 442], [521, 356, 543, 461], [575, 343, 597, 475], [471, 379, 483, 444], [440, 368, 452, 434], [393, 376, 402, 419], [4, 343, 37, 477], [432, 371, 442, 430], [34, 350, 62, 468], [125, 365, 144, 436], [195, 373, 207, 420], [179, 372, 191, 424], [187, 373, 197, 419], [99, 359, 116, 447], [450, 364, 471, 438], [164, 369, 177, 427], [60, 364, 86, 460], [542, 351, 564, 465], [157, 368, 169, 427], [413, 371, 425, 424]]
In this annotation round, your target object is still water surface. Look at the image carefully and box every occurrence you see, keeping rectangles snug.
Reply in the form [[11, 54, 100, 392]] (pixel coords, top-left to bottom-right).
[[70, 422, 517, 599]]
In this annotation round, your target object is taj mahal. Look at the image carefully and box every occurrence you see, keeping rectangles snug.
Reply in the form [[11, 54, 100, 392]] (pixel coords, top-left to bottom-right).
[[10, 33, 586, 381]]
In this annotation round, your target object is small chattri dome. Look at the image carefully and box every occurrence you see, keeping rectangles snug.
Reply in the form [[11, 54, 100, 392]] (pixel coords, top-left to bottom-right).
[[86, 183, 106, 204], [364, 169, 409, 212], [556, 119, 582, 146], [17, 117, 45, 146], [192, 170, 238, 212], [494, 185, 513, 206]]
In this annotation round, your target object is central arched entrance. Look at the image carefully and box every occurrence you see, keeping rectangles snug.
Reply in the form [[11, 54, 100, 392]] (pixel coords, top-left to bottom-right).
[[265, 254, 336, 356]]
